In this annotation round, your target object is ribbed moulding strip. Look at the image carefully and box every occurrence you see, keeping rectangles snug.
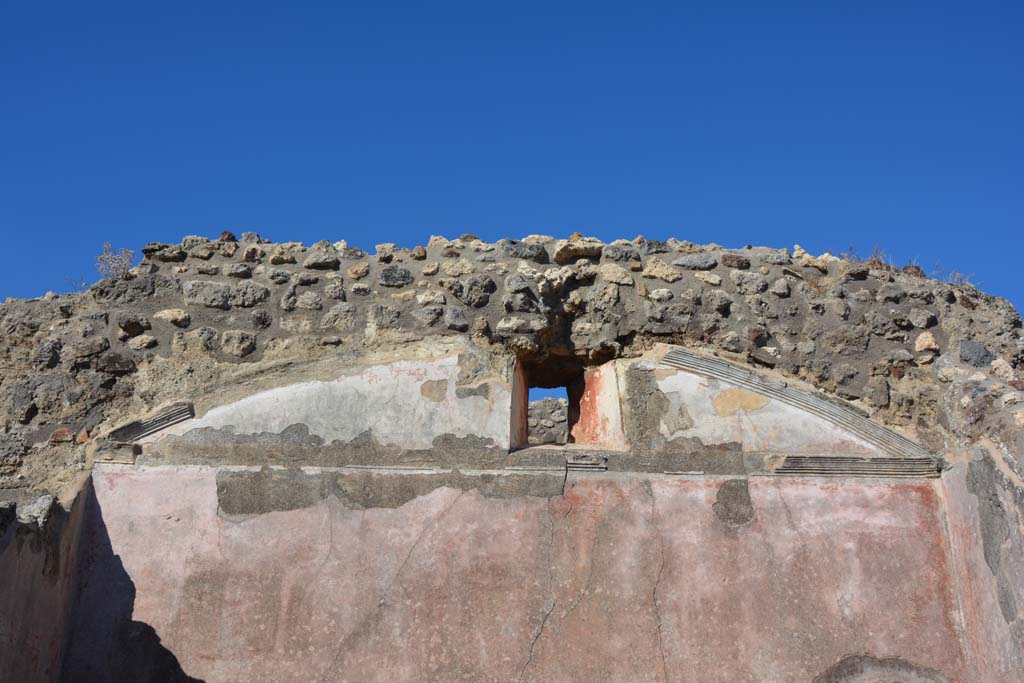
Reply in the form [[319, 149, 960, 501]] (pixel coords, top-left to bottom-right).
[[776, 455, 941, 478], [109, 402, 196, 442]]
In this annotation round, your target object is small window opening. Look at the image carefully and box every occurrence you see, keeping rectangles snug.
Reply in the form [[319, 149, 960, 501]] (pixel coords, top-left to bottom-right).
[[518, 356, 585, 447]]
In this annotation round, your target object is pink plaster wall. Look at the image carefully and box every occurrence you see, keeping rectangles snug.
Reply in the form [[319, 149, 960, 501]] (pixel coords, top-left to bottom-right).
[[82, 467, 971, 682]]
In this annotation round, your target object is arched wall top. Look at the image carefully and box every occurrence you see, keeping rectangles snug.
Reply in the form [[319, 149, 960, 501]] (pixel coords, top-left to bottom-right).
[[658, 347, 933, 459], [0, 231, 1019, 498]]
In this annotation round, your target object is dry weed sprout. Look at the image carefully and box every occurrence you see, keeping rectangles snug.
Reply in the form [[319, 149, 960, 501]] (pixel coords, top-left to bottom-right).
[[96, 243, 136, 280]]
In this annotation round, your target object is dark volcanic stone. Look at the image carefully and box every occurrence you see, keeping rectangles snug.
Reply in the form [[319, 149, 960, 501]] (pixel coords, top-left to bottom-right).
[[412, 306, 444, 327], [601, 244, 640, 262], [115, 312, 151, 337], [303, 252, 340, 270], [960, 340, 995, 368], [445, 307, 469, 331], [90, 275, 174, 305], [842, 265, 869, 281], [499, 240, 549, 264], [447, 275, 497, 308], [268, 270, 291, 285], [34, 339, 62, 370], [251, 310, 273, 330], [96, 351, 136, 375], [636, 239, 670, 255], [226, 264, 252, 279], [379, 265, 414, 288], [878, 284, 905, 303], [672, 253, 718, 270], [720, 253, 750, 270], [504, 274, 533, 293]]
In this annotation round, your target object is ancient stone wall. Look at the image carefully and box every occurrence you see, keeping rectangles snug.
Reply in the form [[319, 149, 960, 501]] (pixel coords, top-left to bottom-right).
[[1, 232, 1022, 496], [1, 231, 1022, 681], [2, 232, 1022, 498], [527, 397, 568, 445]]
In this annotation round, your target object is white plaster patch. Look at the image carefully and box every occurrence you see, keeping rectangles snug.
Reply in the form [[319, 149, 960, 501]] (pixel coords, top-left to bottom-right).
[[655, 370, 881, 455], [148, 354, 512, 450]]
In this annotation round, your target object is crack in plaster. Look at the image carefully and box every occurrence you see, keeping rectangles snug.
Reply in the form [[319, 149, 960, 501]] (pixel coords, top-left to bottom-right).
[[934, 479, 975, 680], [518, 500, 557, 683], [772, 480, 799, 532], [319, 490, 465, 681], [647, 481, 670, 683], [559, 495, 626, 625], [301, 503, 336, 609], [381, 490, 465, 605]]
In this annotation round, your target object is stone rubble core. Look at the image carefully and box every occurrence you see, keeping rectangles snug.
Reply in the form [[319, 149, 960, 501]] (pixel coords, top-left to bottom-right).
[[0, 231, 1022, 682]]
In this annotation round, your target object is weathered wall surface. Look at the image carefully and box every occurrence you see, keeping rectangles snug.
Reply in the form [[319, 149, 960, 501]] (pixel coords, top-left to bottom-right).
[[570, 361, 627, 448], [130, 333, 932, 478], [78, 466, 966, 683], [942, 454, 1024, 679], [153, 355, 509, 450], [1, 232, 1022, 501], [619, 351, 881, 458], [140, 337, 517, 466], [0, 231, 1022, 682], [0, 495, 86, 682]]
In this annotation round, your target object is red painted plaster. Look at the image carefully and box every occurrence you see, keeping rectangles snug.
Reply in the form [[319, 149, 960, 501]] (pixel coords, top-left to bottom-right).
[[80, 468, 972, 682]]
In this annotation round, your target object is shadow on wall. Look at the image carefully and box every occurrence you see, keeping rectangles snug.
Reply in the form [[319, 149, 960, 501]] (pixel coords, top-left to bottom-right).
[[61, 481, 202, 683], [0, 500, 76, 682]]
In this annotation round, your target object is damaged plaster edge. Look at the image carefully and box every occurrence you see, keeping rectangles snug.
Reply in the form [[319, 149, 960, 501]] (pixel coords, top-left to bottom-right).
[[189, 336, 484, 414], [97, 462, 772, 480], [566, 469, 948, 485], [657, 346, 935, 459], [811, 653, 954, 683], [94, 463, 559, 477], [96, 462, 944, 485], [977, 437, 1024, 490], [92, 337, 483, 446], [932, 470, 976, 680], [212, 464, 569, 515], [95, 452, 945, 481], [134, 337, 503, 443], [94, 462, 263, 475], [138, 364, 510, 449], [107, 462, 726, 481]]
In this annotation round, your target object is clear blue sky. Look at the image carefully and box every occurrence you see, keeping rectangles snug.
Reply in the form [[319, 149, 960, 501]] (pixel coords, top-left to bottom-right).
[[1, 2, 1021, 307]]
